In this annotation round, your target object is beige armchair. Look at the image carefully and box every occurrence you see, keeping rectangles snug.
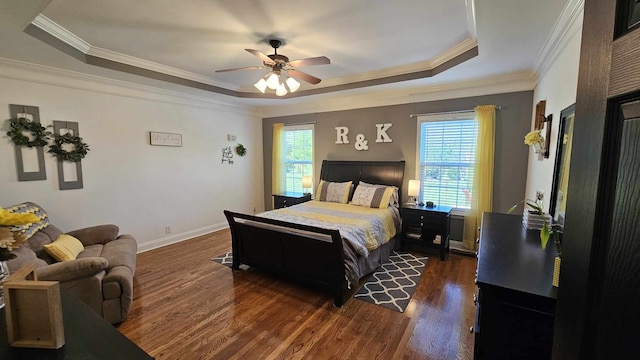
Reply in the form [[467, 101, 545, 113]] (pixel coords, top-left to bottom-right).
[[6, 203, 137, 324]]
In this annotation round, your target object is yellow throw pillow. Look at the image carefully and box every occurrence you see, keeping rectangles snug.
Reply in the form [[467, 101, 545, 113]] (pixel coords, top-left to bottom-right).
[[44, 234, 84, 261]]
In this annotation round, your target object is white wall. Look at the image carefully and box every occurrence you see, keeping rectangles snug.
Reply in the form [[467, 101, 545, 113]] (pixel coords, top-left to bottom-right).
[[0, 61, 263, 252], [525, 17, 582, 208]]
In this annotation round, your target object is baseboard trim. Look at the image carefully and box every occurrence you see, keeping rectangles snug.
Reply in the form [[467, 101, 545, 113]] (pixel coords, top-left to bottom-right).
[[449, 240, 477, 256], [137, 222, 229, 253]]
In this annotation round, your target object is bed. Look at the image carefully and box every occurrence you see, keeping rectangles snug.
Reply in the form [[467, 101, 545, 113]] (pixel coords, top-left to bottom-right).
[[224, 160, 405, 306]]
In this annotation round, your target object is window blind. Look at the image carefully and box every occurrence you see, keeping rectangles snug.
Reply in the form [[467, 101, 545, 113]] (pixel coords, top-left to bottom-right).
[[283, 125, 314, 193], [418, 118, 478, 209]]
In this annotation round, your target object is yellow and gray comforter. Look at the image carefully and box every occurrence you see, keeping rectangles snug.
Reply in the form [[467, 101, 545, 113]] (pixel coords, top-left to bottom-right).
[[258, 200, 399, 257]]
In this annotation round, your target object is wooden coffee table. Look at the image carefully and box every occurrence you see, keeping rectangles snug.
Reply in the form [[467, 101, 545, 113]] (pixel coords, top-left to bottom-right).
[[0, 288, 152, 359]]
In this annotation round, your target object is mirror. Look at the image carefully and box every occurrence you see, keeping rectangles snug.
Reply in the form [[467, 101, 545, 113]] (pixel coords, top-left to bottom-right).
[[549, 104, 575, 227]]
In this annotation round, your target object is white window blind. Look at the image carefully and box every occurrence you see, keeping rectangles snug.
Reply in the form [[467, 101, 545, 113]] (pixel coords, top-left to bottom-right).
[[283, 124, 314, 193], [418, 114, 478, 209]]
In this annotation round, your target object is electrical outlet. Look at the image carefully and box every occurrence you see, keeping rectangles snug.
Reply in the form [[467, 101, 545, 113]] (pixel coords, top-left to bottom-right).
[[165, 226, 171, 234]]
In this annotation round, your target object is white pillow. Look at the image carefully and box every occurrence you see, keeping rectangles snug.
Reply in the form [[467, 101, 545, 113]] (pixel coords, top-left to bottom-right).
[[355, 181, 399, 208], [351, 183, 397, 209], [315, 180, 352, 204]]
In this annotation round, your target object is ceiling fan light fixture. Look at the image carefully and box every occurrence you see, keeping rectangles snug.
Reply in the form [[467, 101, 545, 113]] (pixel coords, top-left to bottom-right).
[[266, 73, 280, 90], [275, 82, 288, 96], [254, 78, 268, 93], [286, 77, 300, 93]]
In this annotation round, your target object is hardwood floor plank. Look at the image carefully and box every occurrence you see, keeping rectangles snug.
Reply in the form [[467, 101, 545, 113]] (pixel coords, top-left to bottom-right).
[[118, 230, 477, 359]]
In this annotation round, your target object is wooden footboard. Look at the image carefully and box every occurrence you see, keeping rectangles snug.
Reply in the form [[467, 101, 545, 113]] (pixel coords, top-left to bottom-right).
[[224, 210, 347, 306]]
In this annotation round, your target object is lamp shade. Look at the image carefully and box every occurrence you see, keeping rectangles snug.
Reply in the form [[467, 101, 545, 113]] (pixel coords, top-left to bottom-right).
[[286, 77, 301, 92], [302, 175, 312, 189], [266, 73, 280, 90], [408, 179, 420, 197], [275, 82, 288, 96], [254, 78, 268, 93]]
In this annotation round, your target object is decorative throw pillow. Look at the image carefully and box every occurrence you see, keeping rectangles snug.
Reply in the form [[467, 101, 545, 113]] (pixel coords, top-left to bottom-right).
[[3, 203, 50, 240], [44, 234, 84, 262], [315, 180, 352, 204], [351, 183, 397, 209], [358, 181, 400, 207]]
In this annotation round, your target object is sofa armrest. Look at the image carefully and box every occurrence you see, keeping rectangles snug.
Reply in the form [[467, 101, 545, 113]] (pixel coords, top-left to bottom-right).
[[67, 224, 120, 246], [35, 257, 109, 282]]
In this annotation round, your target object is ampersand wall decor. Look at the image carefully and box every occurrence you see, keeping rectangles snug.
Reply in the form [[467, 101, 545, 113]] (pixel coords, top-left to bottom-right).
[[354, 134, 369, 151]]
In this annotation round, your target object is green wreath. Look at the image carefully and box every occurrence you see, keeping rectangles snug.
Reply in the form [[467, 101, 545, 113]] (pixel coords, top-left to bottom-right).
[[48, 133, 90, 162], [235, 143, 247, 157], [6, 117, 51, 147]]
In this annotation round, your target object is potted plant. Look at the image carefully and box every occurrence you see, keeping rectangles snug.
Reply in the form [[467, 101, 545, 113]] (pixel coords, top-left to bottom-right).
[[509, 197, 562, 287]]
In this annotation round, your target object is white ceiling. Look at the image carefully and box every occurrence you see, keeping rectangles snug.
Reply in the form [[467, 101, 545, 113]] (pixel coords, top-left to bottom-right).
[[0, 0, 571, 115]]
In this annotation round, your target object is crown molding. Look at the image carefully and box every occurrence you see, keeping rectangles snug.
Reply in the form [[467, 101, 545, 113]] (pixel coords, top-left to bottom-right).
[[309, 37, 478, 90], [30, 14, 478, 99], [0, 57, 260, 118], [259, 71, 536, 118], [532, 0, 584, 81], [465, 0, 478, 39], [87, 46, 236, 90], [31, 15, 237, 90], [430, 37, 478, 68], [31, 14, 90, 53]]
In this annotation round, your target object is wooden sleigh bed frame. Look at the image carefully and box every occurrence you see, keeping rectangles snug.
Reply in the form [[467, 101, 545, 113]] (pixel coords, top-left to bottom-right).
[[224, 160, 405, 306]]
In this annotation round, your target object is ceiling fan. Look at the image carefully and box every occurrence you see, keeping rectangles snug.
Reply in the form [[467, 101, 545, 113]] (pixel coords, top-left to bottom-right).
[[215, 39, 330, 95]]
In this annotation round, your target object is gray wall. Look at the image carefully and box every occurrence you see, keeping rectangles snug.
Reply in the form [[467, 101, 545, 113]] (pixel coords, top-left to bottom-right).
[[262, 91, 533, 214]]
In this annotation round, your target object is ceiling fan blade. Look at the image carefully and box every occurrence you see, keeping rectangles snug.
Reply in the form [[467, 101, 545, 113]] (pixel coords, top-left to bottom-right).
[[288, 69, 321, 85], [215, 65, 265, 73], [245, 49, 275, 65], [288, 56, 330, 67]]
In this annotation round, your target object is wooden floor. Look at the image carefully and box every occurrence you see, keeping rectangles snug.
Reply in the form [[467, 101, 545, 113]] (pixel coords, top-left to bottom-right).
[[118, 230, 478, 360]]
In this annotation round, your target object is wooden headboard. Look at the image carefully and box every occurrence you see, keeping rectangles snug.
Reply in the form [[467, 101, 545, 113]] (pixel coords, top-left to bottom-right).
[[319, 160, 406, 201]]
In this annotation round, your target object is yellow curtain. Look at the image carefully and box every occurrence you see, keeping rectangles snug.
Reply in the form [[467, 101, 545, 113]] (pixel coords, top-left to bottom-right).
[[463, 105, 496, 250], [272, 123, 285, 199]]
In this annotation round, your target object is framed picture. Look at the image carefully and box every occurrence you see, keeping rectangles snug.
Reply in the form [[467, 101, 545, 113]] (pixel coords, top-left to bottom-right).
[[549, 104, 575, 226], [542, 114, 553, 158], [149, 132, 182, 147]]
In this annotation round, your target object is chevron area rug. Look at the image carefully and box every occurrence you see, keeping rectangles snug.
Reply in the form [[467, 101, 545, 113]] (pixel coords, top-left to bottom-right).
[[211, 252, 248, 270], [212, 251, 427, 312], [354, 252, 429, 312]]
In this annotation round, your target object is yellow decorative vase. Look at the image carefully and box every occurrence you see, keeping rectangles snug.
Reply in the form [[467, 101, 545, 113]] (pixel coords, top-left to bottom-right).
[[553, 256, 561, 287]]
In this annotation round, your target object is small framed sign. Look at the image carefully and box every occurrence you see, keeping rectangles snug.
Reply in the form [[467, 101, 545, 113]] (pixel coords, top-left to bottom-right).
[[150, 132, 182, 147]]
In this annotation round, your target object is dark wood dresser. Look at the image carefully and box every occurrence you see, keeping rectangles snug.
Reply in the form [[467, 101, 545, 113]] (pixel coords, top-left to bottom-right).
[[473, 212, 557, 360]]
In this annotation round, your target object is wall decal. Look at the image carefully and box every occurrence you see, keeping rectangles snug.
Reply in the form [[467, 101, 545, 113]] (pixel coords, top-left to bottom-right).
[[335, 123, 393, 149], [335, 126, 349, 144], [354, 134, 369, 151], [8, 104, 47, 181], [375, 123, 393, 143], [222, 146, 234, 164]]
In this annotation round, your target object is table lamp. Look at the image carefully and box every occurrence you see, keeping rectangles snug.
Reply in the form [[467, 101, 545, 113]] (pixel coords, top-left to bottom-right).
[[302, 175, 312, 195], [407, 179, 420, 205]]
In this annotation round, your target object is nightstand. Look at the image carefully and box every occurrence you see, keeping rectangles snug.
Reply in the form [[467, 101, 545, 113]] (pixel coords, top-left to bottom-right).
[[401, 204, 452, 260], [272, 192, 312, 209]]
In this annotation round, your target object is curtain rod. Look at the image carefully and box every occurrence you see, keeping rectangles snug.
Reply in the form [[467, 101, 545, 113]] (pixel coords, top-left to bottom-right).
[[272, 121, 317, 127], [410, 106, 502, 118]]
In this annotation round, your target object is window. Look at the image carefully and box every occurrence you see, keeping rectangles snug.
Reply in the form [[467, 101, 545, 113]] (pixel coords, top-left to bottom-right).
[[283, 124, 314, 193], [417, 113, 478, 209]]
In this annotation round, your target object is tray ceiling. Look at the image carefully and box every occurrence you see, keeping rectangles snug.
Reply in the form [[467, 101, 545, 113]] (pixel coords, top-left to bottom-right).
[[0, 0, 571, 106]]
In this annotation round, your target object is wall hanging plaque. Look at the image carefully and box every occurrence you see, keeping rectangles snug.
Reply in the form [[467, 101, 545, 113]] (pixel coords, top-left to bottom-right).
[[52, 121, 84, 190], [8, 104, 47, 181], [149, 132, 182, 147]]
